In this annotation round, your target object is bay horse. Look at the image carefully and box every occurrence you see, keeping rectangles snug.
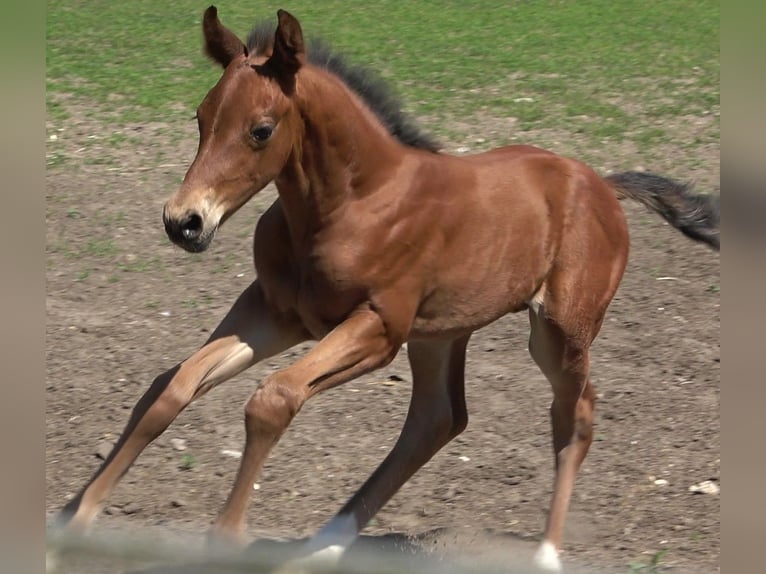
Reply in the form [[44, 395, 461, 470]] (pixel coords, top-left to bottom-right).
[[52, 6, 720, 572]]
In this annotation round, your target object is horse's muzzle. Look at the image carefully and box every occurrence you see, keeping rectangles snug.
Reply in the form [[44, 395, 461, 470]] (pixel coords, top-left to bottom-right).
[[163, 208, 213, 253]]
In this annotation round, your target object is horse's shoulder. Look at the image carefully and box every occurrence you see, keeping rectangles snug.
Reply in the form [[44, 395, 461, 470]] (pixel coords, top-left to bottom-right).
[[254, 200, 299, 311]]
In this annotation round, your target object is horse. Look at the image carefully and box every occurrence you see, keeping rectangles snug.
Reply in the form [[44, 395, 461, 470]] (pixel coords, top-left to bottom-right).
[[51, 6, 720, 572]]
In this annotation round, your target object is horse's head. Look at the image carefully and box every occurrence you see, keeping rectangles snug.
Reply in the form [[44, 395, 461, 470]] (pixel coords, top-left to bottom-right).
[[163, 6, 305, 252]]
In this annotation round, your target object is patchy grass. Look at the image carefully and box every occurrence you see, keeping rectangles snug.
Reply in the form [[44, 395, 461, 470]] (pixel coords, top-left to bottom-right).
[[74, 268, 91, 282], [179, 453, 197, 471], [83, 238, 120, 258], [628, 549, 669, 573], [47, 0, 718, 156], [116, 256, 163, 274]]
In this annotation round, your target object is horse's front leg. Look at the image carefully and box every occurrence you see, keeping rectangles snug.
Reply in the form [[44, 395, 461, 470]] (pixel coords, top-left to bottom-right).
[[52, 280, 307, 536], [209, 305, 404, 545]]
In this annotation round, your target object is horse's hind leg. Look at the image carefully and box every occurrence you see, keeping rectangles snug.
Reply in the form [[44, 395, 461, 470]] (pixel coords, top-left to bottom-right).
[[310, 336, 469, 551], [527, 278, 618, 571], [276, 335, 470, 569], [53, 280, 306, 535]]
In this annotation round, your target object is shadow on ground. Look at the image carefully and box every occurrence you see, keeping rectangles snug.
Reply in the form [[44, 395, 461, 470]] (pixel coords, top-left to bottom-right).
[[120, 529, 542, 574]]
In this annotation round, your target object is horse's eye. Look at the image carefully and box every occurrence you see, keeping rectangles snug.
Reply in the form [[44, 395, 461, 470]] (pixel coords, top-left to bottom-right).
[[250, 125, 274, 143]]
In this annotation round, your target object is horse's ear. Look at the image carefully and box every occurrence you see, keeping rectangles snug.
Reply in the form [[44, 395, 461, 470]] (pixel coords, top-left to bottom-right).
[[264, 9, 305, 81], [202, 6, 247, 68]]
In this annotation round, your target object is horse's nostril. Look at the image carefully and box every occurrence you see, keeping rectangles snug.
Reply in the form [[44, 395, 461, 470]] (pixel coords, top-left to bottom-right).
[[180, 213, 203, 240], [164, 210, 205, 244]]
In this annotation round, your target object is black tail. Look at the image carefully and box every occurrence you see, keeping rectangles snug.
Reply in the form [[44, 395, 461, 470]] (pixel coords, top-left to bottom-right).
[[606, 171, 719, 250]]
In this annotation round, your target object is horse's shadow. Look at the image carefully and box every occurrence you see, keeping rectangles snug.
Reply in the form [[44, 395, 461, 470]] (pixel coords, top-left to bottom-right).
[[124, 528, 544, 573], [126, 530, 444, 574]]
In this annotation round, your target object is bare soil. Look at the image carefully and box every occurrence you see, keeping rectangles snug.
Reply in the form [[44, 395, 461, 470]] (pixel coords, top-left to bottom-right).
[[46, 108, 719, 573]]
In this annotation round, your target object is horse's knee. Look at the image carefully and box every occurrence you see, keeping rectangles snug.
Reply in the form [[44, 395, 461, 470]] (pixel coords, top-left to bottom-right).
[[574, 386, 596, 441], [245, 376, 303, 435], [550, 389, 595, 443], [148, 391, 186, 424], [132, 367, 192, 425]]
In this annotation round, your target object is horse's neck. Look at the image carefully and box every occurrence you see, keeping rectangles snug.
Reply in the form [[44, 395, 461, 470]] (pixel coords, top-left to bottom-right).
[[275, 69, 404, 249]]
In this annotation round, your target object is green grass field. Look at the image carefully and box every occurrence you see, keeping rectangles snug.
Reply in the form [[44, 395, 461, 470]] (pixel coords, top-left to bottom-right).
[[46, 0, 719, 158]]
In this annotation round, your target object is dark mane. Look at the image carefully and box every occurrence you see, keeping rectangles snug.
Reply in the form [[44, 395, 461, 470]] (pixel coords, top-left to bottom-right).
[[246, 22, 441, 153]]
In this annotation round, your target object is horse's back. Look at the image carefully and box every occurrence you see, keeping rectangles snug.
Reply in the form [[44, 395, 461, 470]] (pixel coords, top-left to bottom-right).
[[467, 143, 630, 317], [407, 144, 629, 337], [461, 144, 629, 243]]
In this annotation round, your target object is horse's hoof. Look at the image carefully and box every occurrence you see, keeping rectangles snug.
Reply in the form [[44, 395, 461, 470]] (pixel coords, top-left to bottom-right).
[[205, 527, 248, 555], [533, 541, 563, 572], [45, 549, 58, 573], [271, 544, 345, 574]]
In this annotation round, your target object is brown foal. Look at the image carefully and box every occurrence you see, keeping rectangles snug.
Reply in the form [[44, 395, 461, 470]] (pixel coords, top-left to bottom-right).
[[52, 7, 719, 572]]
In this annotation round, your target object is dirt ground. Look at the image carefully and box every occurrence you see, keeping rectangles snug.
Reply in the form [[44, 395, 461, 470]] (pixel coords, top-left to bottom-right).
[[46, 109, 719, 574]]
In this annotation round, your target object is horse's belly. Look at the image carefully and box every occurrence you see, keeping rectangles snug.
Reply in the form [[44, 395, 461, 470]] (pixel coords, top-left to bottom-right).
[[409, 276, 532, 340]]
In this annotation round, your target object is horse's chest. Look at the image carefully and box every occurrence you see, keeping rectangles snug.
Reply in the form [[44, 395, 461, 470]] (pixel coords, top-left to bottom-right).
[[292, 254, 368, 338], [255, 207, 368, 336]]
